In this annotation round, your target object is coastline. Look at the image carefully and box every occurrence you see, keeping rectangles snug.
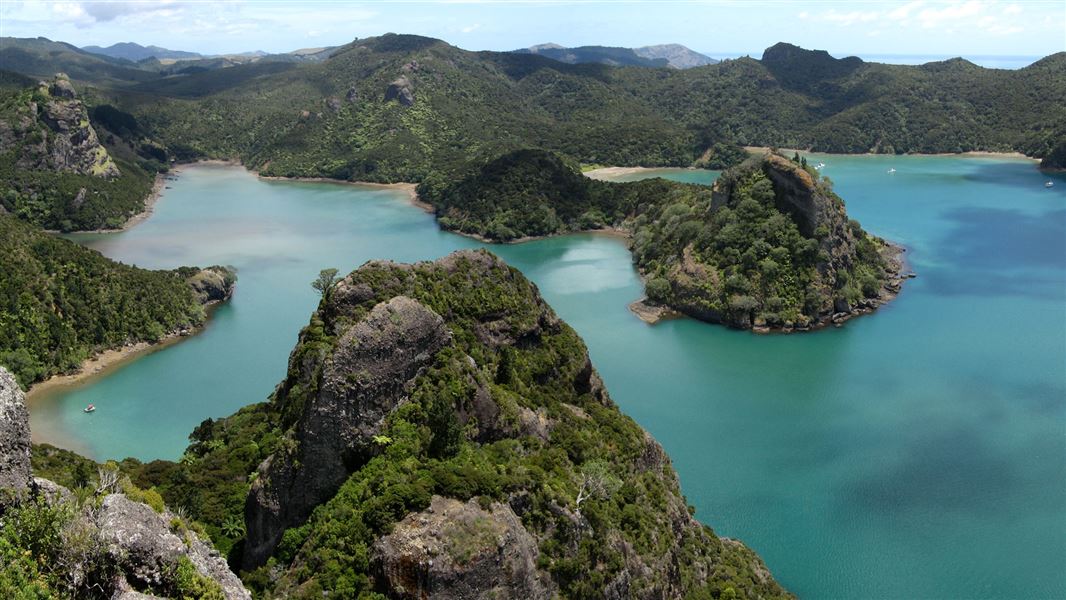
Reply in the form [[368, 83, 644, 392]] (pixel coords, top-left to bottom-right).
[[255, 173, 428, 212], [743, 146, 1038, 161], [26, 330, 192, 404], [584, 166, 700, 180]]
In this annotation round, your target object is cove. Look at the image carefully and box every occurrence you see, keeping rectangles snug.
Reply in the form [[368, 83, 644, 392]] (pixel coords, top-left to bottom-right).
[[29, 157, 1066, 599]]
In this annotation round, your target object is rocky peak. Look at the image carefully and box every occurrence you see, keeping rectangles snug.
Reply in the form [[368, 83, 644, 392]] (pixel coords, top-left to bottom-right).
[[7, 74, 121, 178], [237, 250, 789, 598], [243, 295, 452, 567], [47, 73, 77, 99]]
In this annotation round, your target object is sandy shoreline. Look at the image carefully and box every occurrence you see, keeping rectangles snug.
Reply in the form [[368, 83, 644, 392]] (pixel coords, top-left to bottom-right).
[[584, 166, 706, 180], [256, 173, 427, 211], [26, 332, 190, 403]]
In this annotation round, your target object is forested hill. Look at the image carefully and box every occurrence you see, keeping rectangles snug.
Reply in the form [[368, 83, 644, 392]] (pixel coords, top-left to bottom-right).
[[0, 214, 236, 388], [2, 35, 1062, 179]]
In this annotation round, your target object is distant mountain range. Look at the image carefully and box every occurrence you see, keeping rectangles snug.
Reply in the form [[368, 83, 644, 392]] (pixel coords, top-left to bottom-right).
[[82, 42, 202, 61], [80, 41, 336, 66], [516, 43, 717, 69]]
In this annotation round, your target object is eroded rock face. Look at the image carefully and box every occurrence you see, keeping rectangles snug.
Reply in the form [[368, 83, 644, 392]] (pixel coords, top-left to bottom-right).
[[97, 494, 250, 600], [0, 366, 32, 498], [8, 74, 121, 178], [244, 296, 452, 568], [372, 496, 555, 600]]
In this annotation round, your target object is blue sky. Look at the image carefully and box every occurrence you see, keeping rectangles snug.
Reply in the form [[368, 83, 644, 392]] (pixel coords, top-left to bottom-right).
[[2, 0, 1063, 60]]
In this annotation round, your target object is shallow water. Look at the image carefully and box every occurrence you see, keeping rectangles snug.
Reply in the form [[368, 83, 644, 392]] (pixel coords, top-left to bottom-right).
[[30, 157, 1066, 599]]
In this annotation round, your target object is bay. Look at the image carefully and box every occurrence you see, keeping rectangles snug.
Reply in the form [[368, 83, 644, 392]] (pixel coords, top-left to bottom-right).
[[29, 156, 1066, 599]]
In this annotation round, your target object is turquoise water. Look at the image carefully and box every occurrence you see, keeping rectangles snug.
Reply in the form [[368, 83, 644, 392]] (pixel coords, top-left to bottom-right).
[[30, 158, 1066, 598]]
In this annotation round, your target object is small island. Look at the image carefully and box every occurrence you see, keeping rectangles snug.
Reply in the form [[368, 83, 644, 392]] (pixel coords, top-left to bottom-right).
[[420, 149, 906, 332]]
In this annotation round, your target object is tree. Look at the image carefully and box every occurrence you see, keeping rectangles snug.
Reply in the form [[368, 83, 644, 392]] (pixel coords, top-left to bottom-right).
[[311, 268, 339, 298], [575, 460, 622, 516]]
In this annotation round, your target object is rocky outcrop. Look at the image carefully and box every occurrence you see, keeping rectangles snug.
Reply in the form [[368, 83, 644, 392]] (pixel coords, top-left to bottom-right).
[[0, 368, 251, 599], [385, 76, 415, 106], [3, 74, 120, 178], [237, 250, 789, 599], [373, 496, 555, 600], [97, 494, 250, 600], [244, 295, 453, 567], [185, 265, 237, 305], [0, 367, 32, 499]]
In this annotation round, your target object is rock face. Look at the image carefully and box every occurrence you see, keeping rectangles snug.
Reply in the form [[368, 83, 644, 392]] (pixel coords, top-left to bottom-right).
[[97, 494, 250, 599], [244, 295, 452, 567], [385, 76, 415, 106], [373, 496, 555, 600], [0, 367, 32, 499], [3, 74, 120, 178]]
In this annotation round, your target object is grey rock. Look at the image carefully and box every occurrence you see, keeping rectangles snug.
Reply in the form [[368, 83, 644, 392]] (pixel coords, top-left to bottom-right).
[[96, 494, 251, 599], [372, 496, 555, 600], [49, 73, 77, 99], [385, 76, 415, 106], [11, 75, 121, 178], [0, 366, 32, 500], [244, 296, 452, 568]]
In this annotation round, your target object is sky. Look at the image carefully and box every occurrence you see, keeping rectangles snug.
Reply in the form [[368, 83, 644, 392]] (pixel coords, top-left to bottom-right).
[[1, 0, 1064, 62]]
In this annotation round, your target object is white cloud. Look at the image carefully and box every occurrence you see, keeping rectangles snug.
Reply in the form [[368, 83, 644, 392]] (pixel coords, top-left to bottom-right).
[[461, 23, 481, 33], [803, 0, 1029, 38], [821, 10, 880, 26]]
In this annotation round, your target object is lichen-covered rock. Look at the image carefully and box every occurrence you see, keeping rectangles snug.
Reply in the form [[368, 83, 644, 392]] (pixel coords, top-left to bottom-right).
[[0, 366, 32, 499], [96, 494, 250, 599], [244, 295, 452, 567], [372, 496, 555, 600]]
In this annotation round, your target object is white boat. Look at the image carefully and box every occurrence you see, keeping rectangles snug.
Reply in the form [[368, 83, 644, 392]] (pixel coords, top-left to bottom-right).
[[888, 168, 896, 174], [817, 162, 826, 168], [84, 404, 96, 413], [1046, 181, 1055, 188]]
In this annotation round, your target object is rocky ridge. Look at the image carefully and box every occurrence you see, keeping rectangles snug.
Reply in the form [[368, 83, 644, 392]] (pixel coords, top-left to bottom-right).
[[0, 366, 251, 598]]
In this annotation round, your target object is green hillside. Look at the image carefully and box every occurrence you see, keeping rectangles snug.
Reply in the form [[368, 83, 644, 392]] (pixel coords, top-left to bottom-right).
[[0, 215, 235, 387]]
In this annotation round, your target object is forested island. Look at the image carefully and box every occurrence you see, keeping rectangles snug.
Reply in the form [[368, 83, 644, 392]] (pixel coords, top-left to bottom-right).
[[423, 149, 903, 331]]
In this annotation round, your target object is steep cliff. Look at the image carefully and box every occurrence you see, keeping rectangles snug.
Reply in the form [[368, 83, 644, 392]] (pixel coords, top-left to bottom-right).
[[230, 250, 790, 598], [0, 366, 251, 599], [0, 73, 119, 177]]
